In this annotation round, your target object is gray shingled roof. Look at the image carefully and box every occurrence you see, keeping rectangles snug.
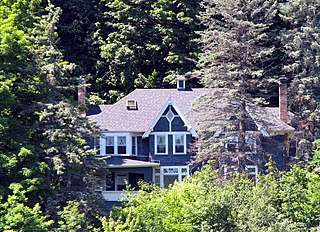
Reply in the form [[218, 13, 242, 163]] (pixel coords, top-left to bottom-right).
[[88, 88, 208, 132], [87, 88, 295, 134]]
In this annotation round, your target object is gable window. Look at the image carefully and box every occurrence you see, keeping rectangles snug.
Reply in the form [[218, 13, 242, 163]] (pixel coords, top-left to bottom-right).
[[106, 136, 114, 154], [155, 134, 167, 154], [173, 134, 186, 154]]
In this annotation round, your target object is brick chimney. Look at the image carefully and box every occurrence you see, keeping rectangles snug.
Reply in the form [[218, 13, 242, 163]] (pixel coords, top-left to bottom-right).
[[279, 77, 288, 123], [78, 80, 86, 117]]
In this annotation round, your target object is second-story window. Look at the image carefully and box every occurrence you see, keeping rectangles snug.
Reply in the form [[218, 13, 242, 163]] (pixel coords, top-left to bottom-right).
[[106, 136, 114, 154], [104, 135, 129, 155], [156, 134, 167, 154], [117, 136, 127, 154], [173, 134, 186, 154]]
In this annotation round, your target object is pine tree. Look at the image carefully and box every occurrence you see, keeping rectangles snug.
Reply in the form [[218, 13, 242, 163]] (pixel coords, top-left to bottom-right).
[[280, 0, 320, 158], [97, 0, 201, 102], [195, 0, 283, 169]]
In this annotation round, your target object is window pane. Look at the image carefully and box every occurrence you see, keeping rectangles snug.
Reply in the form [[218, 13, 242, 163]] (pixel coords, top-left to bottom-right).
[[118, 146, 126, 154], [117, 175, 127, 184], [106, 137, 114, 146], [132, 137, 136, 155], [156, 135, 166, 153], [164, 175, 178, 188], [118, 136, 126, 146], [106, 146, 114, 154], [175, 135, 185, 153], [157, 135, 165, 145]]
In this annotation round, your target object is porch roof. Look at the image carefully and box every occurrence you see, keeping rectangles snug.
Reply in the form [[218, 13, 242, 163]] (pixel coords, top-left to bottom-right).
[[106, 158, 160, 168]]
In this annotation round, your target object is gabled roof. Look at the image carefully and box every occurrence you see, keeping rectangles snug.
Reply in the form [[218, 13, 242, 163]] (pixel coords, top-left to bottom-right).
[[87, 88, 295, 135], [88, 88, 208, 132], [142, 96, 198, 138]]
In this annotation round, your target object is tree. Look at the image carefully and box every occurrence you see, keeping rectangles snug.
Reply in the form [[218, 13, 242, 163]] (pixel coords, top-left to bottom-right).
[[101, 164, 309, 231], [0, 0, 50, 206], [0, 183, 53, 231], [280, 0, 320, 158], [96, 0, 201, 102], [194, 0, 286, 169]]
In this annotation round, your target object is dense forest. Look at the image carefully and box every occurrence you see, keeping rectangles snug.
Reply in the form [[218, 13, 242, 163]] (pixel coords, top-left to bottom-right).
[[0, 0, 319, 231]]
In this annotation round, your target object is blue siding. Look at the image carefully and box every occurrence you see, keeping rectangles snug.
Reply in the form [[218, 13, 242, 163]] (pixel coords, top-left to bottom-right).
[[171, 117, 187, 131], [137, 136, 149, 161], [149, 134, 193, 166], [262, 135, 285, 171], [154, 117, 169, 131]]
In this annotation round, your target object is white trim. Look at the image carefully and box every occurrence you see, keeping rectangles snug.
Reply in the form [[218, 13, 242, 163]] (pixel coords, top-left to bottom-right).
[[101, 133, 131, 156], [150, 131, 191, 135], [154, 134, 168, 155], [115, 173, 128, 191], [173, 134, 187, 155], [154, 166, 189, 188], [142, 97, 198, 138]]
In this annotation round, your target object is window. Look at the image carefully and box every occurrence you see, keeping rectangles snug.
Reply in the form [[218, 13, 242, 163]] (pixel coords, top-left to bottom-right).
[[117, 136, 126, 154], [105, 136, 114, 154], [173, 134, 186, 154], [132, 136, 136, 155], [102, 134, 131, 155], [115, 174, 128, 191], [155, 134, 167, 154], [245, 134, 257, 153], [154, 166, 189, 188], [222, 165, 258, 185], [94, 137, 100, 155], [225, 135, 238, 152]]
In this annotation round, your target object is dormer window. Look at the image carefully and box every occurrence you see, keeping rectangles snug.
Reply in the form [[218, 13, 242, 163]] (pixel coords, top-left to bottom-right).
[[126, 100, 137, 110], [176, 78, 186, 90]]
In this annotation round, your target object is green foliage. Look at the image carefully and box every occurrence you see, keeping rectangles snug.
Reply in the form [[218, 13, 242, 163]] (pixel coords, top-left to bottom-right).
[[57, 200, 86, 231], [280, 0, 320, 156], [0, 184, 53, 231], [198, 0, 282, 102], [101, 161, 320, 231], [96, 0, 200, 101]]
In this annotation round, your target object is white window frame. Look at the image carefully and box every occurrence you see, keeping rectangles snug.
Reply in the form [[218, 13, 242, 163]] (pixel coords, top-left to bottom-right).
[[94, 136, 101, 155], [100, 133, 132, 156], [173, 134, 187, 154], [115, 173, 128, 191], [245, 133, 257, 154], [222, 165, 258, 185], [153, 166, 189, 188], [155, 134, 168, 155]]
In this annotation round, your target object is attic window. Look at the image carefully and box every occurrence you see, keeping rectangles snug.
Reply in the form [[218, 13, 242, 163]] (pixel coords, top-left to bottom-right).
[[126, 100, 137, 110]]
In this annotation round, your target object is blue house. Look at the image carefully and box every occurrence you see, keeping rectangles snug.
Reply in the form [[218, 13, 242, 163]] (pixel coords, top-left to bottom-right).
[[85, 79, 294, 201]]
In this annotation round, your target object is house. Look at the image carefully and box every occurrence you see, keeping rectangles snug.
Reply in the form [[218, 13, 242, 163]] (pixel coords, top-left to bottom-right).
[[83, 78, 295, 201]]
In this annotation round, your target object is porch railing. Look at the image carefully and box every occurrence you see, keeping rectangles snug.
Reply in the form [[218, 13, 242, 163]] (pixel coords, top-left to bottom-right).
[[101, 191, 138, 201]]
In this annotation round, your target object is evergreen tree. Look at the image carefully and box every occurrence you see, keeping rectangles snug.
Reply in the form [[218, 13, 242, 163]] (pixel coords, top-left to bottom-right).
[[195, 0, 283, 168], [96, 0, 201, 102], [280, 0, 320, 158]]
